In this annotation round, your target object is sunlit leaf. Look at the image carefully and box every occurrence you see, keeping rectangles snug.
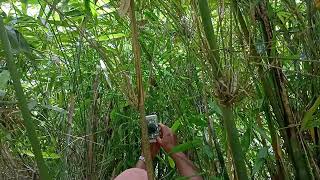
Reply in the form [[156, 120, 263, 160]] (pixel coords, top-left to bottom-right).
[[168, 156, 175, 168], [170, 139, 202, 154], [171, 119, 181, 133], [20, 150, 61, 159], [301, 96, 320, 130], [98, 33, 126, 41]]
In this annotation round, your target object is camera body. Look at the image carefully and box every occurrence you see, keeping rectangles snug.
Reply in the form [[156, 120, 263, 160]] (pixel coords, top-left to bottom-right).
[[146, 115, 160, 143]]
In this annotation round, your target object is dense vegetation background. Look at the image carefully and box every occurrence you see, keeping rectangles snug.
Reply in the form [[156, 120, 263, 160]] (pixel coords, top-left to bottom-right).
[[1, 0, 320, 179]]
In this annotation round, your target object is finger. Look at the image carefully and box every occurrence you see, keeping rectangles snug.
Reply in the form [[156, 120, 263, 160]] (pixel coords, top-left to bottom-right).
[[159, 123, 168, 130], [158, 124, 166, 137], [156, 137, 163, 145], [159, 123, 171, 135], [156, 142, 161, 149]]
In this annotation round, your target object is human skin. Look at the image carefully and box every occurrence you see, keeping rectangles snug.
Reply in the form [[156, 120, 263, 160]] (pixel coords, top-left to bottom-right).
[[136, 123, 203, 180]]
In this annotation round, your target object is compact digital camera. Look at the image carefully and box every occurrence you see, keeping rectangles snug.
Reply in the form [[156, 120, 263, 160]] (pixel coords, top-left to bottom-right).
[[146, 114, 160, 143]]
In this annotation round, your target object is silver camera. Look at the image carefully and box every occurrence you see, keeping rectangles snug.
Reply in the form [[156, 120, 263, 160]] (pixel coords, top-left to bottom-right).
[[146, 115, 160, 143]]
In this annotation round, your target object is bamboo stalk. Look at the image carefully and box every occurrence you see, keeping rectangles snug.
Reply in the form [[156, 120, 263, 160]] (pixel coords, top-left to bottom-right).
[[198, 1, 249, 179], [198, 0, 221, 77], [221, 106, 249, 180], [87, 73, 100, 180], [201, 72, 229, 179], [0, 16, 51, 180], [128, 0, 154, 179], [64, 94, 75, 179], [232, 0, 313, 178], [263, 102, 288, 180]]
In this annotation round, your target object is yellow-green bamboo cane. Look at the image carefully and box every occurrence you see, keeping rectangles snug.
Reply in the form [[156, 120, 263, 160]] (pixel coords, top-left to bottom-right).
[[0, 16, 51, 180], [128, 0, 154, 179]]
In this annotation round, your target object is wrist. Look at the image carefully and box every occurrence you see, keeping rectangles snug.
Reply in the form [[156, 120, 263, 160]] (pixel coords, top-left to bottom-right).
[[170, 152, 186, 160], [136, 156, 146, 170], [164, 145, 176, 154], [139, 155, 145, 162]]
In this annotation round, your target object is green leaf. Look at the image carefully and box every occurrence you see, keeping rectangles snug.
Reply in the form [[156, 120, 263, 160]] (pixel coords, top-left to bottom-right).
[[252, 147, 268, 175], [42, 152, 61, 159], [209, 100, 222, 116], [189, 114, 207, 127], [84, 0, 91, 16], [252, 158, 264, 175], [170, 139, 202, 154], [21, 0, 28, 14], [168, 156, 175, 168], [90, 1, 98, 18], [5, 27, 32, 54], [301, 96, 320, 130], [0, 70, 10, 97], [20, 150, 60, 159], [43, 104, 67, 114], [203, 145, 214, 158], [241, 126, 253, 152], [257, 147, 268, 159], [254, 125, 271, 142], [171, 119, 181, 133], [98, 33, 126, 41]]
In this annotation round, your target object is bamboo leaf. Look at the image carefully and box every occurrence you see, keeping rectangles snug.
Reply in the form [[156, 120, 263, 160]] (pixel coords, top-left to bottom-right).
[[168, 156, 175, 168], [43, 104, 67, 114], [84, 0, 91, 16], [171, 119, 181, 133], [252, 147, 268, 175], [209, 100, 222, 116], [98, 33, 126, 41], [316, 0, 320, 9], [301, 96, 320, 130], [203, 145, 214, 158], [21, 150, 61, 159], [242, 126, 253, 152], [0, 70, 10, 97], [0, 16, 51, 180], [170, 139, 202, 154]]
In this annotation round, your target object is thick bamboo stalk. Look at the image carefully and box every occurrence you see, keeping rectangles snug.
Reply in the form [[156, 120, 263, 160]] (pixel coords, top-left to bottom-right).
[[128, 0, 154, 179], [263, 102, 288, 180], [198, 0, 220, 77], [221, 106, 249, 180], [198, 1, 248, 179], [202, 76, 229, 179], [0, 16, 51, 180], [231, 0, 313, 178]]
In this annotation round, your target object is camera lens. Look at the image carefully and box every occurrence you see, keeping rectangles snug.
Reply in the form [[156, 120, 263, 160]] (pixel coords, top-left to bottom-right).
[[148, 123, 158, 134]]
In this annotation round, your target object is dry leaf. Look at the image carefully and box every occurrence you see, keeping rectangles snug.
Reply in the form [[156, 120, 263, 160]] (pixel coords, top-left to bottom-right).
[[316, 0, 320, 9], [118, 0, 131, 17]]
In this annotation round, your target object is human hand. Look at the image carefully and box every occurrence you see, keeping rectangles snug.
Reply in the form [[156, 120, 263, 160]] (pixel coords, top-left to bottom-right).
[[156, 123, 177, 153], [149, 142, 160, 159], [137, 142, 160, 170]]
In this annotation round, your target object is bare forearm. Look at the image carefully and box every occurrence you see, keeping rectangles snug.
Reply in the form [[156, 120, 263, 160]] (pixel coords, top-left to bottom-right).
[[172, 152, 203, 180]]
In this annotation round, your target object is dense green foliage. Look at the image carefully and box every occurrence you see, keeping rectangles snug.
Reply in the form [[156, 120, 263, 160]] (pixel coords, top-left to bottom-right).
[[1, 0, 320, 179]]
